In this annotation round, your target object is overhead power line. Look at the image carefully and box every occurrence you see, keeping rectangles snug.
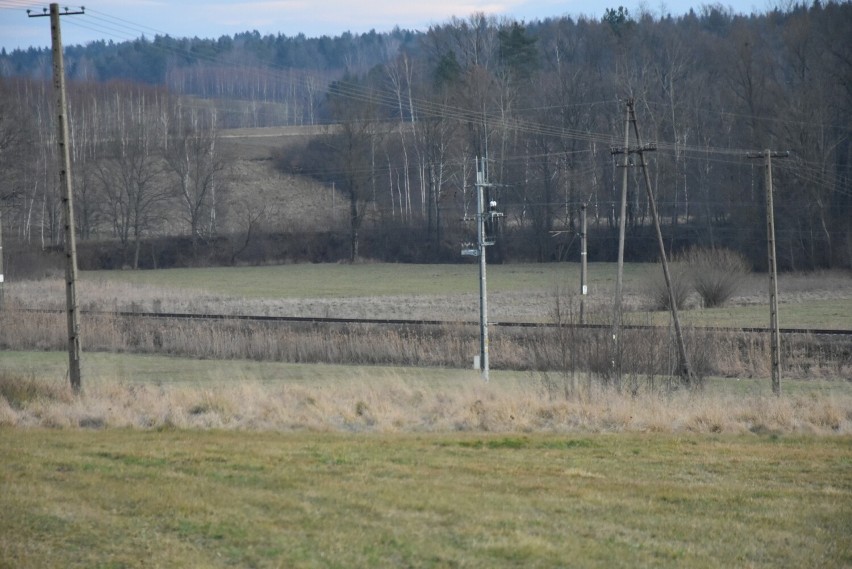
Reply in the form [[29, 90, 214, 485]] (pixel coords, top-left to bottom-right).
[[4, 4, 849, 204]]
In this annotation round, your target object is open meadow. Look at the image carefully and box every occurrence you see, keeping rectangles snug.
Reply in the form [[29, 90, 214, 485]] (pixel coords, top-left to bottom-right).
[[1, 262, 851, 567], [4, 262, 851, 327], [2, 1, 851, 563]]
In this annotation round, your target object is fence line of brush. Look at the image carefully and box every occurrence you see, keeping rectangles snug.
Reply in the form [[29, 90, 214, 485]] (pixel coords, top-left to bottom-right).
[[2, 308, 849, 383]]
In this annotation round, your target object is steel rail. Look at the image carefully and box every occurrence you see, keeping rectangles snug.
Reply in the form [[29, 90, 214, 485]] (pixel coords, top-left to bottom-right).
[[11, 308, 852, 337]]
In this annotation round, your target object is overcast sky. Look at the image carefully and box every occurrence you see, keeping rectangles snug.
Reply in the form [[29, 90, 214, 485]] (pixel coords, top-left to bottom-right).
[[1, 0, 769, 52]]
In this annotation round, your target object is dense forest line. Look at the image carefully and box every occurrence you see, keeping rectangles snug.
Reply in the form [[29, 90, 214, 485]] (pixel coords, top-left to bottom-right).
[[0, 2, 850, 271]]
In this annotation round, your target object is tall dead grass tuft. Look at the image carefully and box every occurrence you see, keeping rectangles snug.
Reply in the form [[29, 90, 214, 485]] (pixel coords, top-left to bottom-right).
[[2, 371, 850, 434], [0, 372, 74, 410]]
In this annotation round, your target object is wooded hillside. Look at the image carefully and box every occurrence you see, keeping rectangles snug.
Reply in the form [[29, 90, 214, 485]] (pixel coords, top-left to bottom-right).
[[0, 3, 849, 270]]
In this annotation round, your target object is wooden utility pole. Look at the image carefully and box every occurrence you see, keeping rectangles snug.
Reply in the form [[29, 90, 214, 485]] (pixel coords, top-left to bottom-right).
[[579, 203, 588, 325], [29, 4, 85, 392], [609, 99, 632, 380], [0, 209, 4, 310], [628, 101, 693, 385], [748, 149, 789, 396], [612, 101, 631, 333]]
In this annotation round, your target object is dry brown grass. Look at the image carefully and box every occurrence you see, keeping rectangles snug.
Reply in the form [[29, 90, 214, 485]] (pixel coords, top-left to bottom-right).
[[3, 267, 850, 386], [1, 371, 850, 434], [735, 269, 852, 304], [2, 305, 849, 381]]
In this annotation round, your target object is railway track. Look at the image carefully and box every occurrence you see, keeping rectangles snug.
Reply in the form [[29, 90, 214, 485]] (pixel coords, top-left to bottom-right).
[[16, 308, 852, 337]]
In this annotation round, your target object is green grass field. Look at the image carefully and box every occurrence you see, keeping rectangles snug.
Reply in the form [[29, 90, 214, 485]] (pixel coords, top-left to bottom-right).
[[0, 350, 488, 388], [83, 262, 631, 298], [1, 430, 849, 568], [647, 298, 852, 330]]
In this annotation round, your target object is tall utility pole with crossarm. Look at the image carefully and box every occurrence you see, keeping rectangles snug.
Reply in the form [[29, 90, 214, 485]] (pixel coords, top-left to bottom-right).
[[628, 101, 693, 385], [747, 149, 789, 396], [610, 99, 693, 386], [28, 4, 85, 392]]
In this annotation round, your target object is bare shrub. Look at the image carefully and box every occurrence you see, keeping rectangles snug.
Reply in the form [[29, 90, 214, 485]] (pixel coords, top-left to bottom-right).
[[683, 328, 721, 380], [529, 289, 584, 399], [645, 261, 692, 311], [683, 247, 750, 308], [529, 290, 700, 395]]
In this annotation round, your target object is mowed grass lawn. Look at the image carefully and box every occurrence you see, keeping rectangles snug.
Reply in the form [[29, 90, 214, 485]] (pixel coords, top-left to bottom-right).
[[1, 430, 849, 569]]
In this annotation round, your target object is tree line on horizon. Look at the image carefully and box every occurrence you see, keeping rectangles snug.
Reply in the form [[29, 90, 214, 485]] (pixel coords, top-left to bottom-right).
[[0, 2, 849, 271]]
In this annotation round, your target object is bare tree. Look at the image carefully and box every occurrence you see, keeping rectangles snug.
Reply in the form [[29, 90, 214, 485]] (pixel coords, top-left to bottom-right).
[[94, 99, 170, 269], [325, 77, 385, 261], [0, 80, 30, 206], [164, 105, 228, 251], [0, 82, 32, 302], [226, 194, 269, 265]]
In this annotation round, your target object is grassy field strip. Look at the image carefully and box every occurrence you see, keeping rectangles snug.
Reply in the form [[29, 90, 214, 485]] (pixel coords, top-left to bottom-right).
[[0, 351, 494, 387], [2, 350, 850, 434], [2, 350, 850, 396], [77, 263, 852, 330], [663, 298, 852, 330], [82, 262, 631, 298], [0, 430, 849, 568]]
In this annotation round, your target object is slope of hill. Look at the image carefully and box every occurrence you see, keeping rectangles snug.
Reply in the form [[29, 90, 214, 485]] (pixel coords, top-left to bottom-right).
[[219, 126, 346, 234]]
